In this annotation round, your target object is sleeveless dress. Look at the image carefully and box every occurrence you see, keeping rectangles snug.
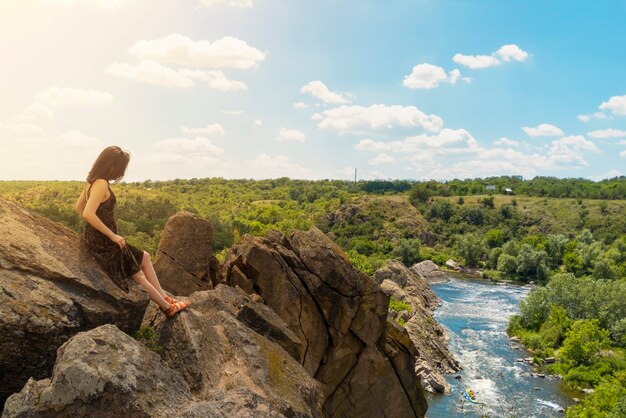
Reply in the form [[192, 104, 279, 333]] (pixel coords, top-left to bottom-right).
[[84, 182, 144, 293]]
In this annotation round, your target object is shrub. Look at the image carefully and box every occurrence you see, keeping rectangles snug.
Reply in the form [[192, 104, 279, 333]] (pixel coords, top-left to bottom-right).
[[560, 319, 611, 366], [485, 228, 505, 248], [392, 238, 422, 266], [134, 326, 163, 353], [389, 297, 412, 313]]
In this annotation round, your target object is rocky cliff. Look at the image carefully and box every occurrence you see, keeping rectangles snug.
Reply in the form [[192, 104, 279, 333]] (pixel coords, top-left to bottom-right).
[[218, 227, 428, 417], [375, 260, 460, 393], [0, 197, 148, 408], [2, 201, 431, 417]]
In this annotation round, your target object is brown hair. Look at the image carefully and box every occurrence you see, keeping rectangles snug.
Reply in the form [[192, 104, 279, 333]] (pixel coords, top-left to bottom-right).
[[87, 146, 130, 184]]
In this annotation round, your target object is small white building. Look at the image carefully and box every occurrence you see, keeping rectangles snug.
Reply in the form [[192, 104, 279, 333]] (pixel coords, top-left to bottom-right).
[[486, 185, 496, 191]]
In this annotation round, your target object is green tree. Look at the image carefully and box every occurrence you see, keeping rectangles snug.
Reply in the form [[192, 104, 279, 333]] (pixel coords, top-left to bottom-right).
[[560, 319, 610, 366], [392, 238, 421, 266], [428, 199, 455, 221], [454, 234, 486, 267], [515, 244, 548, 280], [408, 184, 431, 205], [485, 228, 505, 248], [497, 253, 517, 275]]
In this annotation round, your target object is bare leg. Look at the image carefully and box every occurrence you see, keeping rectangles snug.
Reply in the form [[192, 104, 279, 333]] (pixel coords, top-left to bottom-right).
[[132, 270, 169, 311], [140, 251, 169, 300]]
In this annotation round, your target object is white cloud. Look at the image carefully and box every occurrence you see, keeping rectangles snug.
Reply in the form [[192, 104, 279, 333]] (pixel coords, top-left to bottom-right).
[[619, 141, 626, 158], [496, 44, 529, 62], [522, 123, 564, 137], [368, 153, 395, 165], [0, 123, 46, 141], [354, 129, 479, 155], [253, 119, 263, 126], [108, 61, 194, 88], [591, 169, 623, 180], [599, 95, 626, 116], [587, 129, 626, 139], [197, 0, 252, 7], [19, 103, 53, 121], [494, 137, 521, 147], [548, 135, 600, 166], [315, 104, 443, 134], [35, 87, 114, 106], [402, 64, 468, 89], [180, 124, 225, 137], [153, 136, 225, 156], [276, 128, 306, 142], [301, 81, 350, 104], [577, 112, 608, 122], [181, 69, 247, 91], [57, 130, 98, 147], [355, 138, 389, 152], [129, 34, 265, 69], [293, 102, 309, 109], [452, 54, 500, 69], [108, 61, 247, 91], [453, 44, 528, 69], [223, 110, 244, 115]]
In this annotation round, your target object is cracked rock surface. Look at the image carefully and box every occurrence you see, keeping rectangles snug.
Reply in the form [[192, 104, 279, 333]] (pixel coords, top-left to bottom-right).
[[375, 259, 460, 394], [153, 211, 217, 296], [219, 226, 428, 417]]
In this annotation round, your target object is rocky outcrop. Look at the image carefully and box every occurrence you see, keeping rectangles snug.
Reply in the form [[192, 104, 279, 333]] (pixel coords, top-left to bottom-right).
[[3, 324, 194, 417], [0, 197, 148, 408], [141, 284, 324, 417], [153, 211, 216, 295], [3, 202, 430, 417], [3, 320, 321, 418], [410, 260, 449, 284], [219, 226, 428, 417], [375, 259, 460, 394]]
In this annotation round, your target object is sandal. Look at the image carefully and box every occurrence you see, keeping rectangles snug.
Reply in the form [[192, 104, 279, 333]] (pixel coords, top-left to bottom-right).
[[163, 300, 189, 318], [164, 295, 181, 304]]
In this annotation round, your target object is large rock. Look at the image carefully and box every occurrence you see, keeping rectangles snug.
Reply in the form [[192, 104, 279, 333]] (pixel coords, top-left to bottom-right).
[[219, 227, 427, 417], [0, 197, 148, 408], [376, 260, 460, 394], [141, 285, 324, 417], [3, 324, 193, 417], [153, 211, 215, 296], [410, 260, 449, 284]]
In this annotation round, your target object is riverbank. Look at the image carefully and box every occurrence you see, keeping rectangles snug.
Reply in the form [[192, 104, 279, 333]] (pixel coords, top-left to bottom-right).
[[426, 276, 572, 417]]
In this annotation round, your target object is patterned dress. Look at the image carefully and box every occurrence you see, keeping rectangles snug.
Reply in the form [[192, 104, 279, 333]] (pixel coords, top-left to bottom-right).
[[84, 182, 143, 293]]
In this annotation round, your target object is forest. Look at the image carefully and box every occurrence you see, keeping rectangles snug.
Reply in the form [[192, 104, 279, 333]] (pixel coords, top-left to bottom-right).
[[1, 175, 625, 416]]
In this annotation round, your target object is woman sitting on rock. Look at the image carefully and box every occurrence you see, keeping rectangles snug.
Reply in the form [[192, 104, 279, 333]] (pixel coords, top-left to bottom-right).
[[75, 145, 188, 318]]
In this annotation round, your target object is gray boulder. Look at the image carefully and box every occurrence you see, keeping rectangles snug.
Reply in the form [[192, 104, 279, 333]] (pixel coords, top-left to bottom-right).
[[3, 324, 193, 417], [153, 211, 217, 296], [410, 260, 449, 284]]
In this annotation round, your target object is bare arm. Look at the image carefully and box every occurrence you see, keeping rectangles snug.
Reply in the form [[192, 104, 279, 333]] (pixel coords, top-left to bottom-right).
[[81, 180, 126, 248], [75, 187, 87, 216]]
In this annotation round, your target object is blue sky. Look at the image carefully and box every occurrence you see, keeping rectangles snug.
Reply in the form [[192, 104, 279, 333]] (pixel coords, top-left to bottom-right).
[[0, 0, 625, 181]]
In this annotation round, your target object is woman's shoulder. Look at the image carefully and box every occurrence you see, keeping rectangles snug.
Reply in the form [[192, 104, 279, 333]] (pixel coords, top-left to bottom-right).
[[86, 179, 111, 198], [89, 179, 110, 189]]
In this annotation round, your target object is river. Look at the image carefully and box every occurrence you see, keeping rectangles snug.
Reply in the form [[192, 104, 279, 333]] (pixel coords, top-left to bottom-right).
[[426, 276, 573, 418]]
